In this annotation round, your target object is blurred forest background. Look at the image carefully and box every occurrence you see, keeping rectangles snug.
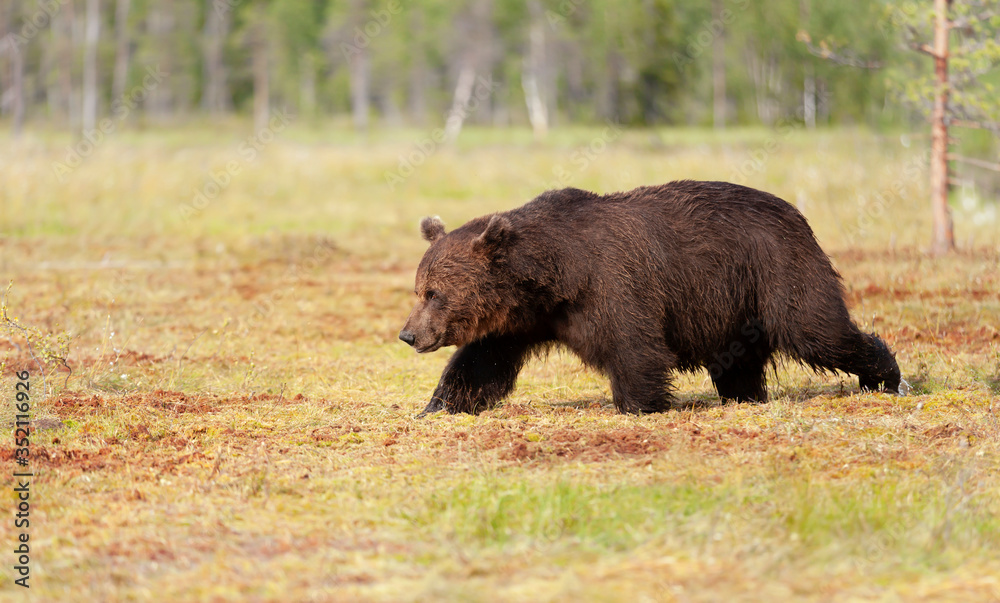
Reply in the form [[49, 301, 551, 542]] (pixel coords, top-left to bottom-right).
[[0, 0, 995, 133], [1, 0, 999, 242]]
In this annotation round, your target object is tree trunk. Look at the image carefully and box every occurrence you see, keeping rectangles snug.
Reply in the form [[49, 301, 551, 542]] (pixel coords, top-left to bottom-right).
[[408, 8, 427, 125], [409, 54, 427, 126], [0, 4, 4, 122], [0, 5, 8, 120], [803, 66, 816, 129], [930, 0, 954, 254], [816, 77, 829, 124], [443, 65, 475, 143], [146, 2, 174, 118], [599, 52, 621, 122], [522, 68, 548, 139], [300, 52, 316, 118], [252, 20, 269, 133], [11, 31, 24, 136], [348, 49, 368, 130], [112, 0, 130, 100], [62, 0, 80, 129], [523, 0, 548, 140], [1, 3, 26, 135], [201, 0, 230, 113], [800, 0, 815, 129], [82, 0, 100, 133], [712, 0, 726, 129]]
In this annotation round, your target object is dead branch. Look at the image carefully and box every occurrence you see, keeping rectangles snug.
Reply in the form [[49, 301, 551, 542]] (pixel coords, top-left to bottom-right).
[[909, 41, 939, 57], [951, 11, 998, 28], [948, 153, 1000, 172], [950, 118, 1000, 130], [797, 30, 883, 69]]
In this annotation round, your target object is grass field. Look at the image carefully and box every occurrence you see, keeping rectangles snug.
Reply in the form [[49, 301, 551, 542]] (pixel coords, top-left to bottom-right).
[[1, 124, 999, 601]]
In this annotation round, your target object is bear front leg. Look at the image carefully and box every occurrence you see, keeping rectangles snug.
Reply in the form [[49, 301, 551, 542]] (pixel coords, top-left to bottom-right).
[[417, 334, 537, 416], [851, 332, 901, 393], [792, 327, 901, 394]]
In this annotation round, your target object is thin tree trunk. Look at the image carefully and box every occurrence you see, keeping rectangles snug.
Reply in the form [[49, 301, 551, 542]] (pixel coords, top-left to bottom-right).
[[82, 0, 100, 133], [409, 55, 427, 126], [348, 50, 369, 130], [930, 0, 954, 254], [473, 0, 493, 125], [0, 5, 8, 120], [523, 0, 548, 140], [112, 0, 131, 100], [443, 65, 475, 143], [0, 4, 23, 133], [252, 21, 269, 132], [803, 66, 816, 129], [344, 0, 369, 130], [300, 53, 316, 118], [44, 5, 58, 118], [11, 32, 25, 135], [600, 52, 621, 122], [800, 0, 815, 129], [62, 0, 79, 129], [146, 2, 174, 118], [748, 51, 766, 124], [201, 0, 230, 113], [408, 8, 427, 125], [816, 77, 829, 124], [522, 68, 547, 138], [565, 44, 584, 120], [712, 0, 726, 129]]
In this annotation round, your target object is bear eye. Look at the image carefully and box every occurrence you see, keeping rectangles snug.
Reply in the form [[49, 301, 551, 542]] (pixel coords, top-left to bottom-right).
[[425, 290, 439, 301]]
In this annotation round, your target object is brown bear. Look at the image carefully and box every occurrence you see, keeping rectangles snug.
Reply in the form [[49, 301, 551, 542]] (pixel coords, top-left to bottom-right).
[[399, 180, 901, 415]]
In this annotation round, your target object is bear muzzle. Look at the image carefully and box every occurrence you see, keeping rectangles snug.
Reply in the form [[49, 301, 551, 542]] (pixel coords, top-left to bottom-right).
[[399, 327, 444, 353]]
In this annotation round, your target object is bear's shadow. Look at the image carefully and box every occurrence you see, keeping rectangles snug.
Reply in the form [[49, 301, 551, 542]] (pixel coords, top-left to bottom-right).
[[540, 381, 873, 414]]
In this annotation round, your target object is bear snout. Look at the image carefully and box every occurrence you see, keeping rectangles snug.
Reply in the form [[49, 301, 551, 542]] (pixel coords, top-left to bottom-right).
[[399, 330, 416, 346]]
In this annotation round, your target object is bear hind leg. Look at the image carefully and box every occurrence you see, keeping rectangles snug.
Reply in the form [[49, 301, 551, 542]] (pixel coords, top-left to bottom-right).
[[708, 328, 772, 404], [609, 370, 674, 414], [605, 346, 676, 414], [712, 361, 768, 403]]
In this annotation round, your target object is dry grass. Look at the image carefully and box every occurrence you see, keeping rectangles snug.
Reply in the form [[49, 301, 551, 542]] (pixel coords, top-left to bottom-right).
[[0, 125, 998, 602]]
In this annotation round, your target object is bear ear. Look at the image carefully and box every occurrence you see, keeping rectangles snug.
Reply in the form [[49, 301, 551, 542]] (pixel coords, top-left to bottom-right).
[[472, 214, 512, 255], [420, 216, 446, 243]]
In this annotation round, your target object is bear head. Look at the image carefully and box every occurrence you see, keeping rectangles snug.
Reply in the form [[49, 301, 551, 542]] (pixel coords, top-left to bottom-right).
[[399, 214, 514, 353]]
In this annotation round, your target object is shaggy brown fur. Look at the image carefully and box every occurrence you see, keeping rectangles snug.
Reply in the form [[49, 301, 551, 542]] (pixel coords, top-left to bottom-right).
[[399, 181, 901, 415]]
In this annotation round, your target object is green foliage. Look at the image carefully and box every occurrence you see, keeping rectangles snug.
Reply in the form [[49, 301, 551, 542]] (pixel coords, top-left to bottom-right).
[[3, 0, 977, 128], [887, 0, 1000, 127]]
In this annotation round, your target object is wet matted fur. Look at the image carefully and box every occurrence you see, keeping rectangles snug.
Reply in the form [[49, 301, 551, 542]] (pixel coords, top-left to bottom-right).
[[399, 180, 901, 415]]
